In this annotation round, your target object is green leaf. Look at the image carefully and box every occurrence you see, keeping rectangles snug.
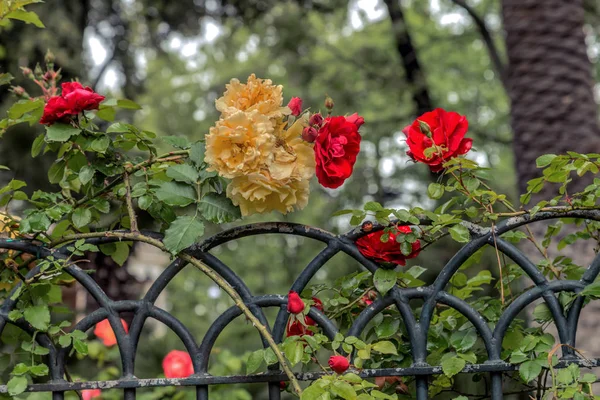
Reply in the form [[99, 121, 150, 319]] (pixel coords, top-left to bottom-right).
[[0, 72, 13, 86], [29, 364, 49, 377], [450, 329, 477, 351], [441, 355, 466, 377], [373, 268, 396, 295], [154, 181, 196, 207], [532, 303, 552, 323], [24, 305, 50, 331], [519, 360, 542, 383], [6, 9, 44, 27], [7, 376, 28, 396], [198, 193, 241, 224], [246, 349, 264, 374], [449, 224, 470, 243], [112, 242, 129, 266], [372, 341, 397, 355], [375, 317, 399, 338], [162, 135, 190, 149], [581, 282, 600, 297], [8, 98, 44, 119], [428, 183, 444, 199], [163, 216, 205, 254], [536, 154, 557, 168], [45, 124, 80, 142], [331, 380, 356, 400], [90, 136, 110, 153], [282, 340, 304, 366], [31, 134, 45, 157], [79, 166, 95, 185], [189, 141, 205, 166], [301, 381, 328, 400], [72, 208, 92, 229], [166, 164, 199, 184], [116, 99, 142, 109]]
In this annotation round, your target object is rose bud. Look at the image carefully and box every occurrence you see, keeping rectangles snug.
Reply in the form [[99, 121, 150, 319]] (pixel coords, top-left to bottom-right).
[[163, 350, 194, 378], [328, 355, 350, 374], [287, 291, 305, 314], [324, 95, 334, 111], [11, 86, 26, 97], [287, 97, 302, 116], [279, 381, 288, 390], [345, 113, 365, 129], [302, 126, 318, 143], [309, 113, 324, 127], [45, 50, 55, 65], [21, 67, 33, 79]]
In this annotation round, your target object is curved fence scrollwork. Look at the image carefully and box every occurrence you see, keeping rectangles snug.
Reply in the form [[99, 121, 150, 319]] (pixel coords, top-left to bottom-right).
[[1, 209, 600, 400]]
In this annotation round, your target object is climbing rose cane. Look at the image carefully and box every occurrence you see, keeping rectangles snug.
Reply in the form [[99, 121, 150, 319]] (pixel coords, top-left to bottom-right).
[[93, 318, 129, 347], [287, 291, 305, 314], [163, 350, 194, 378], [356, 226, 421, 266], [328, 355, 350, 374], [402, 108, 472, 172]]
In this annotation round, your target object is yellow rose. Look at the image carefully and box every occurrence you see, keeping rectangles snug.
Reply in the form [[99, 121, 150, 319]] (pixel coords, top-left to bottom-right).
[[216, 74, 290, 119], [226, 172, 310, 216], [269, 116, 315, 182], [205, 110, 275, 179]]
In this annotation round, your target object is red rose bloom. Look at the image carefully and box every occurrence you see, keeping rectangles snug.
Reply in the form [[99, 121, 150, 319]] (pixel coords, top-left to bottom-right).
[[163, 350, 194, 378], [40, 82, 105, 125], [345, 113, 365, 128], [314, 116, 362, 189], [328, 355, 350, 374], [82, 389, 102, 400], [287, 297, 323, 337], [287, 291, 305, 314], [402, 108, 472, 172], [93, 318, 129, 347], [287, 97, 303, 116], [356, 226, 421, 266]]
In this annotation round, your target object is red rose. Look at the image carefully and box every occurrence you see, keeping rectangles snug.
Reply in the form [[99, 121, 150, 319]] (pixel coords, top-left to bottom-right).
[[94, 318, 129, 347], [287, 97, 303, 116], [402, 108, 472, 172], [345, 113, 365, 128], [40, 81, 105, 125], [356, 226, 421, 266], [314, 116, 362, 189], [163, 350, 194, 378], [328, 355, 350, 374], [82, 389, 102, 400], [287, 291, 305, 314], [287, 297, 323, 337]]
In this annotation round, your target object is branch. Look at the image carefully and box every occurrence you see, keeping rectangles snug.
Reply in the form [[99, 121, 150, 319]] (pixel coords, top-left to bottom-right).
[[123, 172, 138, 233], [448, 0, 508, 87]]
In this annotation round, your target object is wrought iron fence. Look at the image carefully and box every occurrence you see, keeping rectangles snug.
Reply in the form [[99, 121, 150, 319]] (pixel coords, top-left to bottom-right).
[[1, 209, 600, 399]]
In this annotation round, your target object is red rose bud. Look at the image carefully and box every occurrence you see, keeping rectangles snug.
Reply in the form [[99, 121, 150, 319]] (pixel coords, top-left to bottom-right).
[[82, 389, 102, 400], [302, 126, 318, 143], [324, 95, 334, 111], [287, 291, 305, 314], [280, 381, 288, 390], [328, 355, 350, 374], [93, 318, 129, 347], [402, 108, 472, 172], [163, 350, 194, 378], [287, 97, 303, 116], [356, 226, 421, 266], [345, 113, 365, 129], [309, 113, 324, 127], [314, 116, 361, 188]]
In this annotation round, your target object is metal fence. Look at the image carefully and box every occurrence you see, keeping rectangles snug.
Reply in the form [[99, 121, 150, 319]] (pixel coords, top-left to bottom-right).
[[1, 209, 600, 399]]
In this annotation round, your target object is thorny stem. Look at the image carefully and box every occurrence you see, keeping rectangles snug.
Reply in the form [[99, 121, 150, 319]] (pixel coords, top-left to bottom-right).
[[50, 230, 303, 396], [123, 172, 138, 233]]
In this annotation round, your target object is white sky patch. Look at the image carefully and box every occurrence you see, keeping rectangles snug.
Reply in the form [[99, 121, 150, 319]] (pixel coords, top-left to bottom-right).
[[203, 19, 221, 42], [350, 0, 386, 30], [88, 36, 107, 65]]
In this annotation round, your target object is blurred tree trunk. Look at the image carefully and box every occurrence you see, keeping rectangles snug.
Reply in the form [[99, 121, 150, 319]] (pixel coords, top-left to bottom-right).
[[502, 0, 600, 359]]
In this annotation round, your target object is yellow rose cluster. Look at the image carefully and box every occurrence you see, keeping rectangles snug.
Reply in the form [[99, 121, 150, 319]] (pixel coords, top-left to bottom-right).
[[205, 74, 315, 216]]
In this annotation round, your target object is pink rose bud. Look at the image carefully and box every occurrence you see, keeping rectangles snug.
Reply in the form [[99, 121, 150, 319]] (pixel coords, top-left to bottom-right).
[[287, 97, 303, 116], [302, 126, 318, 143], [287, 291, 305, 314], [82, 389, 102, 400], [21, 67, 33, 78], [328, 355, 350, 374], [309, 113, 324, 127], [11, 86, 25, 96], [345, 113, 365, 128]]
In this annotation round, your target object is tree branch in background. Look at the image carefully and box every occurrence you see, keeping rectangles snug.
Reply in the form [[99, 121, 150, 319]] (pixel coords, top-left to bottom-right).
[[449, 0, 507, 87], [383, 0, 434, 116]]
